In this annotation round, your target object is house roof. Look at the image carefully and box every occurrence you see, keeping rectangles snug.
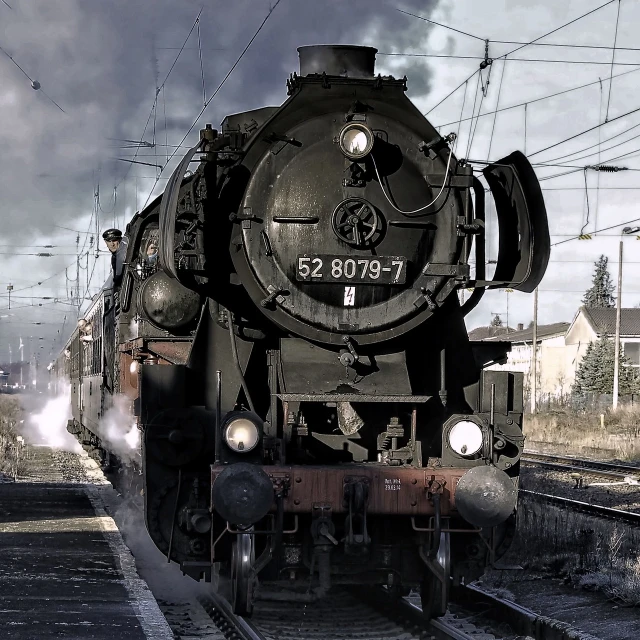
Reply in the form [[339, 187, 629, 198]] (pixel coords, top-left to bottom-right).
[[479, 322, 570, 343], [581, 306, 640, 337], [468, 326, 514, 341]]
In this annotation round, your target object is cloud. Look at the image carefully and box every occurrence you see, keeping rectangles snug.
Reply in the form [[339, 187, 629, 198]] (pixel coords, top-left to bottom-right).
[[0, 0, 440, 240], [0, 0, 440, 349]]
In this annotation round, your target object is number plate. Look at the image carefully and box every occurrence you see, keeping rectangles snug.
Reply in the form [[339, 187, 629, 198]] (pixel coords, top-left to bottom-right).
[[296, 255, 407, 284]]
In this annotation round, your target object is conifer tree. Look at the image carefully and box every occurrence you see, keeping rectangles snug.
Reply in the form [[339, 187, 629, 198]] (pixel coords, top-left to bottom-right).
[[582, 255, 615, 308], [572, 335, 639, 396], [490, 315, 503, 327]]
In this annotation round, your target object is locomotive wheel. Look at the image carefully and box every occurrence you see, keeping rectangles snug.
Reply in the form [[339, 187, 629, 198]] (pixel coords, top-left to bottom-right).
[[230, 532, 255, 615], [420, 531, 451, 620]]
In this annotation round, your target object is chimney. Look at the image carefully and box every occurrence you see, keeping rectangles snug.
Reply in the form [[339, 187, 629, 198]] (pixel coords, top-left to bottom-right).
[[298, 45, 377, 78], [517, 323, 524, 331]]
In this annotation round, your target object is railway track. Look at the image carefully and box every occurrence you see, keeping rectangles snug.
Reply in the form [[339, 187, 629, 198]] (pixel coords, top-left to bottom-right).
[[520, 489, 640, 525], [521, 451, 640, 479], [187, 583, 606, 640], [197, 587, 506, 640], [520, 450, 640, 524]]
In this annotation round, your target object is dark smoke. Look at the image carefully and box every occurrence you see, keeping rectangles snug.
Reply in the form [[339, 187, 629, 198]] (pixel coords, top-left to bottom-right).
[[1, 0, 440, 241], [0, 0, 440, 349]]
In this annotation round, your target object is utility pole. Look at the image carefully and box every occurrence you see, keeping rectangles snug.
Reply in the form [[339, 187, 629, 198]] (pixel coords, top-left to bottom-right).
[[613, 240, 623, 410], [506, 291, 510, 332], [76, 234, 80, 308], [531, 287, 538, 414], [6, 284, 12, 310], [505, 289, 513, 332]]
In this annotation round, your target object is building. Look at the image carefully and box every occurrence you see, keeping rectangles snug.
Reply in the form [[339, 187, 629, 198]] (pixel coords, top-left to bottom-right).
[[477, 322, 570, 397], [564, 307, 640, 382], [470, 307, 640, 399]]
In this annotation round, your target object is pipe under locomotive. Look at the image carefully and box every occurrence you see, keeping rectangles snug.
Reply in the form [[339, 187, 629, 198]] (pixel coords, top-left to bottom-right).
[[56, 45, 550, 619]]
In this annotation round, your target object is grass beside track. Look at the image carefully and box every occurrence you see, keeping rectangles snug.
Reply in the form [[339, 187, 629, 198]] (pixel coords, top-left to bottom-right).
[[524, 406, 640, 460], [516, 408, 640, 605], [489, 487, 640, 607]]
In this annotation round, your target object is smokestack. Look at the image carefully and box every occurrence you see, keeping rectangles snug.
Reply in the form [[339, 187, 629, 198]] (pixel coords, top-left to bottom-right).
[[298, 45, 377, 78], [517, 323, 524, 331]]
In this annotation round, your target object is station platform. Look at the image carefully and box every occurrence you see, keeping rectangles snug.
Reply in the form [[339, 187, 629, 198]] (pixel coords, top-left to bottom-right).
[[0, 447, 173, 639]]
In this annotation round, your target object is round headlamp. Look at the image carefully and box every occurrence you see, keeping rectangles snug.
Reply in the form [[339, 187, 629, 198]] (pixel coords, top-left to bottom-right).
[[224, 416, 260, 453], [448, 420, 483, 457], [339, 123, 374, 160]]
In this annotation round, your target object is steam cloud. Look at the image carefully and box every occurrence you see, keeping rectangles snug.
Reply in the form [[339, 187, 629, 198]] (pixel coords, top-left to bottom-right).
[[98, 394, 140, 464], [24, 383, 82, 452]]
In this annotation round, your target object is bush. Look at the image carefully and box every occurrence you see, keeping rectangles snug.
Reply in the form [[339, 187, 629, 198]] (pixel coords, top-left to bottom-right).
[[0, 396, 25, 478]]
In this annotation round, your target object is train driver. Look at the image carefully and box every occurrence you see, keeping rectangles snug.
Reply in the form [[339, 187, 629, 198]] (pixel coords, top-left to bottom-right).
[[102, 228, 128, 287], [145, 241, 159, 267]]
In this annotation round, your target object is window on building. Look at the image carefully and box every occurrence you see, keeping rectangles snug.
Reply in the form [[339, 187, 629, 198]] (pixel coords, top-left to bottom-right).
[[623, 342, 640, 366]]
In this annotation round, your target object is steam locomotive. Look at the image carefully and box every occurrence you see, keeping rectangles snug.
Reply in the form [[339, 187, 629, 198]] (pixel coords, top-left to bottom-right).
[[55, 45, 549, 619]]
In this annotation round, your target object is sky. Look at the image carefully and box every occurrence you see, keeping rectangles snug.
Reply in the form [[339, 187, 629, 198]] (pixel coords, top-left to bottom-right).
[[1, 0, 640, 364]]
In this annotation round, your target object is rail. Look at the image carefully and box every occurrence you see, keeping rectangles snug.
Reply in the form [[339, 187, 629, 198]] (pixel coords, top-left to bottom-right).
[[198, 586, 503, 640], [522, 450, 640, 478], [457, 584, 602, 640], [521, 489, 640, 525], [198, 592, 266, 640], [185, 580, 608, 639]]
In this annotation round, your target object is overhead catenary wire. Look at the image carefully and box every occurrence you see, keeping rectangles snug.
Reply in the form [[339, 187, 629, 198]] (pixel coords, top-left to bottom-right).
[[580, 169, 591, 236], [466, 68, 489, 158], [605, 0, 623, 121], [0, 43, 65, 112], [524, 103, 528, 155], [142, 0, 283, 209], [542, 186, 640, 190], [533, 145, 640, 179], [382, 52, 640, 66], [433, 64, 640, 127], [546, 132, 640, 166], [80, 255, 100, 307], [454, 78, 469, 153], [496, 0, 618, 60], [542, 118, 640, 164], [552, 215, 640, 246], [464, 72, 482, 158], [425, 68, 479, 116], [0, 252, 100, 256], [485, 40, 640, 53], [529, 104, 640, 157], [408, 0, 628, 120], [197, 16, 206, 106], [531, 160, 639, 170], [110, 8, 204, 195], [398, 0, 617, 61], [486, 56, 507, 162], [595, 78, 604, 231], [395, 7, 486, 42], [8, 5, 638, 337]]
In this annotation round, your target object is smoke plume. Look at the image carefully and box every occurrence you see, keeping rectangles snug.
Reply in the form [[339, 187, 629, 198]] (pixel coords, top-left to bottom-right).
[[23, 384, 82, 452], [98, 393, 140, 463]]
